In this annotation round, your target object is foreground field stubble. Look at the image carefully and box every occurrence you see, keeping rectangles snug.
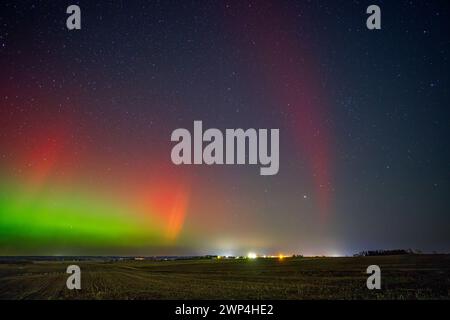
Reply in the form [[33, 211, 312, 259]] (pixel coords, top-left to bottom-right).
[[0, 255, 449, 299]]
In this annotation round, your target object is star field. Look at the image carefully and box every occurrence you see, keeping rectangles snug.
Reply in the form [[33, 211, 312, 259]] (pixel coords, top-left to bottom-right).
[[0, 0, 449, 256]]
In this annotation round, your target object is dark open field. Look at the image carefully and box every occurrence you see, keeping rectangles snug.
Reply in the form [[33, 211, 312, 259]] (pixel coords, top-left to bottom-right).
[[0, 255, 449, 300]]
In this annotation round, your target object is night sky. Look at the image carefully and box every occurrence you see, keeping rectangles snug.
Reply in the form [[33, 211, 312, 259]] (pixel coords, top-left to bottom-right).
[[0, 1, 449, 256]]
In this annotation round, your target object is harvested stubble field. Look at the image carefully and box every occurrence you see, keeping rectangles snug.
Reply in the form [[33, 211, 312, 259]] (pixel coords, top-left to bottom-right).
[[0, 254, 449, 299]]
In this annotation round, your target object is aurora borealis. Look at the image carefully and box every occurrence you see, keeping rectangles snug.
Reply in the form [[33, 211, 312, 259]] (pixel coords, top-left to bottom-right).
[[1, 1, 449, 256]]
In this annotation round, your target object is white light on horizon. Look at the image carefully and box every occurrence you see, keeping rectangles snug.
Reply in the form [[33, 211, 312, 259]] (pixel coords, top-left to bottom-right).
[[329, 253, 343, 257]]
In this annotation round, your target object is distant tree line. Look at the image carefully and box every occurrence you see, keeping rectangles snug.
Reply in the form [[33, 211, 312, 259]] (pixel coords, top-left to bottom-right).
[[354, 249, 422, 257]]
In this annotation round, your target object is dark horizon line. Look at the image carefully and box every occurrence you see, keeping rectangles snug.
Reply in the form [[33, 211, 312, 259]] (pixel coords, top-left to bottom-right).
[[1, 252, 449, 259]]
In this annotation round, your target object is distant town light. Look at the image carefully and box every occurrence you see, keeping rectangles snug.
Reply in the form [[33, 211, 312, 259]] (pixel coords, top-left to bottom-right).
[[329, 253, 342, 257], [247, 252, 257, 259]]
